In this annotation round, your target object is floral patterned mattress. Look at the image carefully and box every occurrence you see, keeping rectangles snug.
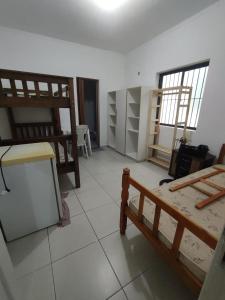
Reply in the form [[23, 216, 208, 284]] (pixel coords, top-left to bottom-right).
[[129, 164, 225, 281]]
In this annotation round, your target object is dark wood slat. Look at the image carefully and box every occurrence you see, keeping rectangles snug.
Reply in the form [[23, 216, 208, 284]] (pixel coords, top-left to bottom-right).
[[68, 78, 80, 188], [54, 142, 60, 165], [22, 80, 29, 98], [62, 139, 68, 165], [0, 98, 70, 108], [42, 126, 47, 137], [21, 127, 25, 139], [10, 79, 17, 97], [0, 69, 70, 84], [15, 122, 54, 127], [32, 126, 37, 137], [25, 126, 30, 138], [34, 81, 40, 97], [38, 126, 42, 136], [7, 108, 17, 139], [48, 125, 52, 136], [58, 84, 63, 97], [0, 79, 3, 95], [2, 88, 50, 96], [57, 161, 77, 174], [48, 83, 53, 97], [52, 109, 62, 135]]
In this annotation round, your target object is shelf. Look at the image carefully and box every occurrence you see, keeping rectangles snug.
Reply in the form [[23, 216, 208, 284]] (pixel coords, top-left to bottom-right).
[[148, 144, 172, 155], [109, 124, 116, 128], [128, 115, 140, 119], [127, 128, 139, 133], [109, 113, 116, 116], [148, 157, 170, 170], [109, 102, 116, 105]]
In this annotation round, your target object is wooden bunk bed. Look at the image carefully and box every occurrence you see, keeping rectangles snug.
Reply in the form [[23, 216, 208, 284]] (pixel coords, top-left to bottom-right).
[[120, 145, 225, 295], [0, 69, 80, 188]]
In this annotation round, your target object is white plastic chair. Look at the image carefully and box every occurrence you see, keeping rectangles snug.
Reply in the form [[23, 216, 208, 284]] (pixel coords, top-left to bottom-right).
[[77, 125, 92, 156], [76, 125, 89, 158]]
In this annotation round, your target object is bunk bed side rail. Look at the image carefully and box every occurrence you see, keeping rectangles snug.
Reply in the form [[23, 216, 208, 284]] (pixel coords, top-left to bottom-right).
[[0, 69, 71, 108]]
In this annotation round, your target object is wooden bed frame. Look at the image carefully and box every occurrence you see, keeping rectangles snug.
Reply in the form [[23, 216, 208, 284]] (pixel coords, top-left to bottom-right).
[[120, 146, 225, 294], [0, 69, 80, 187], [120, 168, 219, 295]]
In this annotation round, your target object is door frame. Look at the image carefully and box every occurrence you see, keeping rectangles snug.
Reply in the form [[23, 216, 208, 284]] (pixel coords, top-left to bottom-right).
[[76, 77, 100, 148]]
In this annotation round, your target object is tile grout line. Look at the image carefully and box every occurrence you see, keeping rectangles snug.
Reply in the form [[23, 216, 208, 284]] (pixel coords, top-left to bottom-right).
[[121, 266, 151, 290], [74, 162, 119, 212], [49, 189, 99, 265], [63, 150, 152, 299], [15, 262, 52, 281], [49, 240, 97, 265], [73, 151, 136, 299], [74, 187, 127, 299], [105, 288, 127, 300], [98, 222, 133, 241], [79, 155, 125, 211], [98, 239, 129, 300], [47, 228, 57, 300], [76, 158, 152, 298]]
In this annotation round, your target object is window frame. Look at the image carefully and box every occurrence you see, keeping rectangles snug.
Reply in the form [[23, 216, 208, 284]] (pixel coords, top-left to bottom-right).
[[158, 61, 209, 130]]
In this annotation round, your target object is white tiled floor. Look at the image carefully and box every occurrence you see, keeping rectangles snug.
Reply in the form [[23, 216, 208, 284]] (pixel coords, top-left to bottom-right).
[[7, 148, 197, 300]]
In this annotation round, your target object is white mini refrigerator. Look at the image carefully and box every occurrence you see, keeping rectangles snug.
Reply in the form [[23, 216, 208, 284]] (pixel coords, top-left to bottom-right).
[[0, 143, 63, 242]]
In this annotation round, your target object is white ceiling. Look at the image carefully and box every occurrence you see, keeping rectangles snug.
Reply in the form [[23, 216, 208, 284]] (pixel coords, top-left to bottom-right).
[[0, 0, 217, 53]]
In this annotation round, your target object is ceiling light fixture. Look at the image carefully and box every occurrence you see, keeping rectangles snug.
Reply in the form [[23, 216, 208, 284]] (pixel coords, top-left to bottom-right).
[[93, 0, 129, 11]]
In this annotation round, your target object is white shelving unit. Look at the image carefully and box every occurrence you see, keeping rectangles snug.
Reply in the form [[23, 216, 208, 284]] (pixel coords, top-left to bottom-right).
[[107, 90, 127, 153], [108, 91, 117, 149], [107, 87, 150, 160], [126, 87, 150, 161]]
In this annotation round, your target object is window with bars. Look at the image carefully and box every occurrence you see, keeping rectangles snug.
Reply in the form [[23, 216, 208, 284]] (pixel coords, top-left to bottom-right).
[[159, 61, 209, 130]]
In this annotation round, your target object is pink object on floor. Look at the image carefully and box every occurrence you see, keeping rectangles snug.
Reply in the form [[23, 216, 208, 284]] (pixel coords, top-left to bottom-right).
[[58, 192, 71, 227]]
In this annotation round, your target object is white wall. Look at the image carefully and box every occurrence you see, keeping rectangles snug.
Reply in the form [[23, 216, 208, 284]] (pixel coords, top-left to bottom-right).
[[0, 26, 125, 145], [125, 0, 225, 155], [1, 0, 225, 154]]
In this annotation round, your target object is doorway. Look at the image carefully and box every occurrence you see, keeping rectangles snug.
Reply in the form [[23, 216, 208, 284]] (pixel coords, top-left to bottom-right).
[[76, 77, 100, 149]]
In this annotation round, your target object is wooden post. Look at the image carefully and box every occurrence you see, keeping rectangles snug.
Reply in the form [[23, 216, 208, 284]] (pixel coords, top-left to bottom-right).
[[7, 108, 17, 139], [217, 144, 225, 164], [68, 78, 80, 188], [120, 168, 130, 235]]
